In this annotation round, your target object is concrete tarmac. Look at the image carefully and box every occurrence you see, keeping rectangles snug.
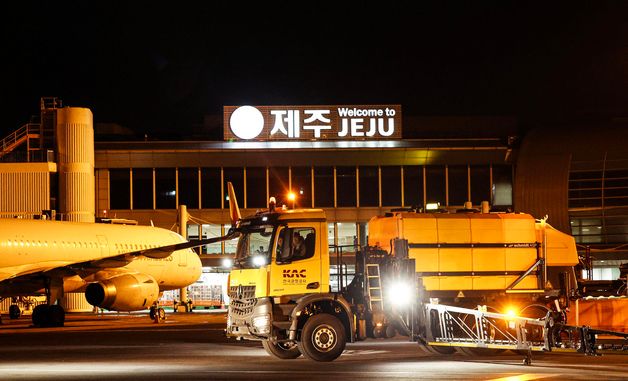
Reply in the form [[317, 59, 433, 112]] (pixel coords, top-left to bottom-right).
[[0, 311, 626, 381]]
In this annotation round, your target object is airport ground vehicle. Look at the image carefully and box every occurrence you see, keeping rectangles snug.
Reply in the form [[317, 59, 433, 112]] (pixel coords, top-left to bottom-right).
[[223, 185, 627, 362]]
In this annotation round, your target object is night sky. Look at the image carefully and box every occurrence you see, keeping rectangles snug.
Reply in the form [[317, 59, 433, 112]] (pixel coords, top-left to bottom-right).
[[1, 2, 627, 140]]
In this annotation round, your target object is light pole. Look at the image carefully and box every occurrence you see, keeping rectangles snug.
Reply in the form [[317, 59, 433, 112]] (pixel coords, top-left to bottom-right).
[[287, 191, 296, 209]]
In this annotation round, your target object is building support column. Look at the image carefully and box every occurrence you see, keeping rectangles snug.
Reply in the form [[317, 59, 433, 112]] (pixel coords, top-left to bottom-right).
[[178, 204, 189, 312]]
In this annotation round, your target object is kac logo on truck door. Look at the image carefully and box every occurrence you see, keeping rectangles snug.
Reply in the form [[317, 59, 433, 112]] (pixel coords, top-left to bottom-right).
[[224, 105, 402, 141], [282, 269, 307, 285]]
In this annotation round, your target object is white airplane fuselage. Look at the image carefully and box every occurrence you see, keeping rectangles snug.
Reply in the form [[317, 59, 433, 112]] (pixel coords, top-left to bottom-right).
[[0, 218, 202, 297]]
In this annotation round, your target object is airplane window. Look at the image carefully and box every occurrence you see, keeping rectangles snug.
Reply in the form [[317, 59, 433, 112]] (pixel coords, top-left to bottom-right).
[[26, 241, 30, 247], [20, 241, 24, 247]]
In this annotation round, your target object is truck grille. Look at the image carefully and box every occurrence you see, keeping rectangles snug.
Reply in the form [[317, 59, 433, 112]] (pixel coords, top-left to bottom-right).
[[228, 285, 256, 317]]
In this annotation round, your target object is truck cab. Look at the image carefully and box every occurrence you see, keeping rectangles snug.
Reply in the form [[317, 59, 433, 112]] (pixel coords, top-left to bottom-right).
[[226, 207, 355, 361]]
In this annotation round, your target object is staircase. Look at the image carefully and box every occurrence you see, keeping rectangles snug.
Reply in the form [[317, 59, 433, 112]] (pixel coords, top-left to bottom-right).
[[0, 124, 41, 161], [0, 97, 61, 162]]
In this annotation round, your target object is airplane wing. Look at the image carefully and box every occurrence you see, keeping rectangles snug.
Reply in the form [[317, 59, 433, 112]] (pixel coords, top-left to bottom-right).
[[136, 232, 239, 259], [70, 232, 239, 271]]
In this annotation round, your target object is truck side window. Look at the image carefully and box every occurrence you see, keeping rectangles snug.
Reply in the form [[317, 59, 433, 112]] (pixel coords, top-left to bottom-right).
[[276, 227, 315, 263], [275, 227, 291, 262]]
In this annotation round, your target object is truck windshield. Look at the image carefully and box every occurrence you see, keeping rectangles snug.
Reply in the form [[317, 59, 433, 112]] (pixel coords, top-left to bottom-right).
[[234, 225, 275, 268]]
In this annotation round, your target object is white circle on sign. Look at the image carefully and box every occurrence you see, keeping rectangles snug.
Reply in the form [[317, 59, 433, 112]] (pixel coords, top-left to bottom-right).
[[229, 106, 264, 140]]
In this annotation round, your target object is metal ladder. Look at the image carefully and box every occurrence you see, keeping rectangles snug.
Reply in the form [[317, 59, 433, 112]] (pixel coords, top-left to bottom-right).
[[366, 264, 383, 311]]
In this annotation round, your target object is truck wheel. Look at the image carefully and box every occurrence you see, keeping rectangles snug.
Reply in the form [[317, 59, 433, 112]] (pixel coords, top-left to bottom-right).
[[298, 313, 346, 362], [262, 340, 301, 359]]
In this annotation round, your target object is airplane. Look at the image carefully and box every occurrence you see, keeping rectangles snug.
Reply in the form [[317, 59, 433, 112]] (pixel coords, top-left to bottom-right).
[[0, 217, 230, 327]]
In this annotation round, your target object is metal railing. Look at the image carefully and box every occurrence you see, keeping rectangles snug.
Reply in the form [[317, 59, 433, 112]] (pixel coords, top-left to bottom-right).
[[0, 123, 41, 160]]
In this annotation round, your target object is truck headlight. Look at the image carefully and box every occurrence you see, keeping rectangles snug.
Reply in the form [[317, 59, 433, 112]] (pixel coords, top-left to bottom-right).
[[222, 258, 233, 268], [252, 255, 267, 267], [252, 314, 270, 334], [386, 281, 414, 307]]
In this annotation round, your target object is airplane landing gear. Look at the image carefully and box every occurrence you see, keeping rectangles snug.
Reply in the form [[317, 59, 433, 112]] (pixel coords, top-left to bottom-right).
[[32, 304, 65, 327], [31, 277, 66, 327], [9, 304, 21, 319], [149, 305, 166, 323]]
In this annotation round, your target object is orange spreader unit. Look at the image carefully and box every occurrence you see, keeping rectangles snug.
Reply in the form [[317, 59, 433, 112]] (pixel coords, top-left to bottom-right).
[[567, 298, 628, 333]]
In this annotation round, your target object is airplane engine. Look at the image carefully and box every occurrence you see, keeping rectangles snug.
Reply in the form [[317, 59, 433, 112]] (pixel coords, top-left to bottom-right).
[[85, 273, 159, 311]]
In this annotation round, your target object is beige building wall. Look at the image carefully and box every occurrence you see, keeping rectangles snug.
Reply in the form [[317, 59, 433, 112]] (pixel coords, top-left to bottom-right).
[[0, 162, 56, 218]]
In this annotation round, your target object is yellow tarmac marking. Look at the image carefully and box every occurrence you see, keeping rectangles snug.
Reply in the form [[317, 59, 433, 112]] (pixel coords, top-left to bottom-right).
[[488, 374, 558, 381]]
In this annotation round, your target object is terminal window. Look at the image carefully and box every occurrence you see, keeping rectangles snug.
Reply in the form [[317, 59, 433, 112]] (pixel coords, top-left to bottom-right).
[[403, 166, 424, 208], [448, 165, 468, 206], [223, 168, 244, 209], [201, 167, 221, 209], [178, 168, 199, 209], [381, 166, 401, 207], [425, 166, 446, 206], [132, 168, 153, 210], [109, 168, 130, 209], [246, 167, 267, 209], [314, 166, 334, 207], [336, 166, 357, 207], [291, 167, 312, 208], [269, 167, 289, 206], [155, 168, 176, 209], [471, 165, 491, 205], [359, 166, 379, 207]]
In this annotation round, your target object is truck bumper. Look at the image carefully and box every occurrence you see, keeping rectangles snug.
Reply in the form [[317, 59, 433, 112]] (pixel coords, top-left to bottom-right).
[[226, 297, 272, 340]]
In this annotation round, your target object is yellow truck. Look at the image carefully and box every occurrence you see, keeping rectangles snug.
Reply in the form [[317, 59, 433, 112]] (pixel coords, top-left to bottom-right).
[[223, 184, 627, 362]]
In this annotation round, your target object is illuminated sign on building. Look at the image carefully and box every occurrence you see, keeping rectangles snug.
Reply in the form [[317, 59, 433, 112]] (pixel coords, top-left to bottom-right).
[[223, 105, 402, 141]]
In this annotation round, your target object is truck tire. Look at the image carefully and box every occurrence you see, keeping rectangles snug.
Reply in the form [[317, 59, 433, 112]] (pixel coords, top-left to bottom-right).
[[262, 340, 301, 359], [298, 313, 346, 362]]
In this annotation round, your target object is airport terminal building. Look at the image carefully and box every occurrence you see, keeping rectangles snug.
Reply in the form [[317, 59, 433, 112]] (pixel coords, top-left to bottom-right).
[[2, 99, 627, 308]]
